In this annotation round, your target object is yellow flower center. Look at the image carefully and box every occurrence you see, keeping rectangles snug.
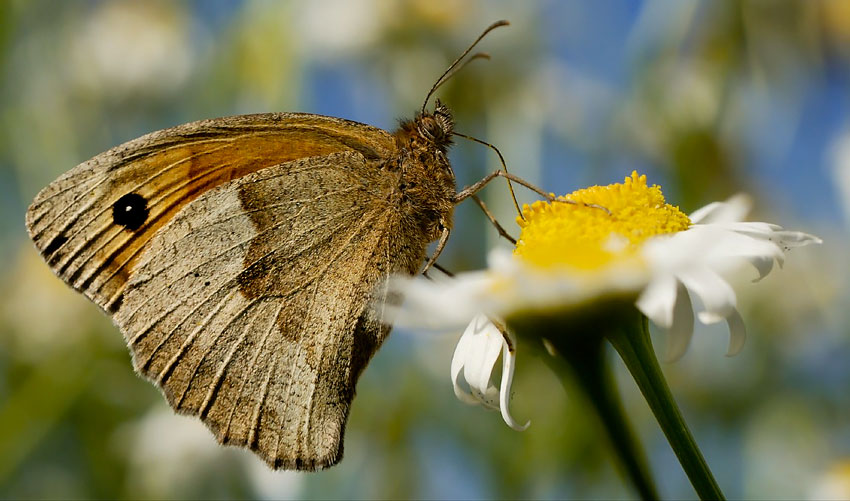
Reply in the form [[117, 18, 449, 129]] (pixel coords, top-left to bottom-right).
[[515, 171, 691, 270]]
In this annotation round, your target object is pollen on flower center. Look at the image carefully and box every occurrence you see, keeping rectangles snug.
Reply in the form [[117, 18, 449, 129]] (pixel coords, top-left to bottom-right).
[[515, 171, 691, 270]]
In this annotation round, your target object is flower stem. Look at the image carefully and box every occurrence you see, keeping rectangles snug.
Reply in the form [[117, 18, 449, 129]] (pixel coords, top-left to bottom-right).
[[607, 316, 725, 500], [543, 333, 659, 500]]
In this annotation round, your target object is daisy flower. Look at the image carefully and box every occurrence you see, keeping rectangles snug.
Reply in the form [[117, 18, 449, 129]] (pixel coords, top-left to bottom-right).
[[395, 172, 820, 498], [401, 171, 820, 418]]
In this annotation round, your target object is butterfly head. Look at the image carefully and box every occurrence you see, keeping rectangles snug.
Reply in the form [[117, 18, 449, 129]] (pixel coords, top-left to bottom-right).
[[412, 99, 454, 151]]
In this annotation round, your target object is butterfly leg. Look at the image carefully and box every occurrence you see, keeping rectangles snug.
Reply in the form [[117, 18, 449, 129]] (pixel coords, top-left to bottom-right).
[[421, 260, 455, 280], [452, 131, 610, 216], [431, 262, 454, 277], [471, 194, 516, 244], [455, 170, 611, 216], [453, 170, 553, 204], [420, 222, 450, 275]]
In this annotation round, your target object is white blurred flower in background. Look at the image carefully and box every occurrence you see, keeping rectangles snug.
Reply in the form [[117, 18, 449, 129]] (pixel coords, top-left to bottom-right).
[[293, 0, 383, 58], [120, 407, 230, 498], [118, 405, 303, 499], [808, 460, 850, 501], [68, 2, 194, 98]]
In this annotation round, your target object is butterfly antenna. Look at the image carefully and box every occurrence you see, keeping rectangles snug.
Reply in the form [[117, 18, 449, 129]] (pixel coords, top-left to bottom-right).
[[452, 131, 524, 220], [421, 20, 510, 114], [430, 52, 491, 94]]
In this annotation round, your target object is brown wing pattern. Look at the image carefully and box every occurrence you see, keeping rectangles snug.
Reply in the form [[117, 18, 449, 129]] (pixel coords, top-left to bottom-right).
[[114, 152, 424, 469], [25, 113, 397, 313], [23, 114, 429, 469]]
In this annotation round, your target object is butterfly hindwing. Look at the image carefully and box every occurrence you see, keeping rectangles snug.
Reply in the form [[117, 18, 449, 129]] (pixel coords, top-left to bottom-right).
[[115, 151, 424, 469]]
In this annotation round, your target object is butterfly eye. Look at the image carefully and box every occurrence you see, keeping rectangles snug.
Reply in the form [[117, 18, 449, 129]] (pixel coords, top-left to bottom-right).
[[420, 118, 443, 141]]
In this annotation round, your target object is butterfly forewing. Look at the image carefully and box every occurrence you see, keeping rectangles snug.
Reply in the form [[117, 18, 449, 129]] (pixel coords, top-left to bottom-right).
[[25, 113, 397, 313]]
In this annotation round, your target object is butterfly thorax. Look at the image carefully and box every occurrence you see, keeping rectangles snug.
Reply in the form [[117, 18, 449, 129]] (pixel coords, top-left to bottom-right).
[[391, 102, 456, 242]]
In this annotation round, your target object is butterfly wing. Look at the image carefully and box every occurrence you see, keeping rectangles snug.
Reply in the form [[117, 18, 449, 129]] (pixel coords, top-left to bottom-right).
[[25, 114, 425, 469]]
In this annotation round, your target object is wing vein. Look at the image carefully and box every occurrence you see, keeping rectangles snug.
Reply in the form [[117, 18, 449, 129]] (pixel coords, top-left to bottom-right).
[[221, 300, 284, 440], [156, 289, 248, 385], [275, 280, 320, 465], [198, 300, 264, 418], [174, 297, 261, 410], [286, 210, 384, 457]]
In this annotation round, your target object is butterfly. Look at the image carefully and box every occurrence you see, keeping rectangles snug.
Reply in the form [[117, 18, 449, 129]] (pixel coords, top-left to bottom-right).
[[25, 21, 513, 470]]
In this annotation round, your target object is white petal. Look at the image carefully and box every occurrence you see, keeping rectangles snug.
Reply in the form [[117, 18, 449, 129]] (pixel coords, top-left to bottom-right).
[[688, 202, 724, 224], [665, 284, 695, 362], [709, 221, 782, 234], [636, 275, 678, 328], [687, 225, 785, 267], [459, 314, 503, 409], [698, 223, 821, 267], [725, 309, 747, 356], [677, 268, 737, 324], [773, 230, 823, 247], [451, 318, 484, 406], [688, 194, 751, 224], [487, 248, 519, 271], [450, 315, 529, 430], [746, 254, 775, 281], [498, 329, 529, 431], [390, 273, 492, 330]]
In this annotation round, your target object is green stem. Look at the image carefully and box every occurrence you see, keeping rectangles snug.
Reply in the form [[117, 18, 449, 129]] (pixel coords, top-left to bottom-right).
[[608, 316, 725, 500], [543, 333, 659, 500]]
